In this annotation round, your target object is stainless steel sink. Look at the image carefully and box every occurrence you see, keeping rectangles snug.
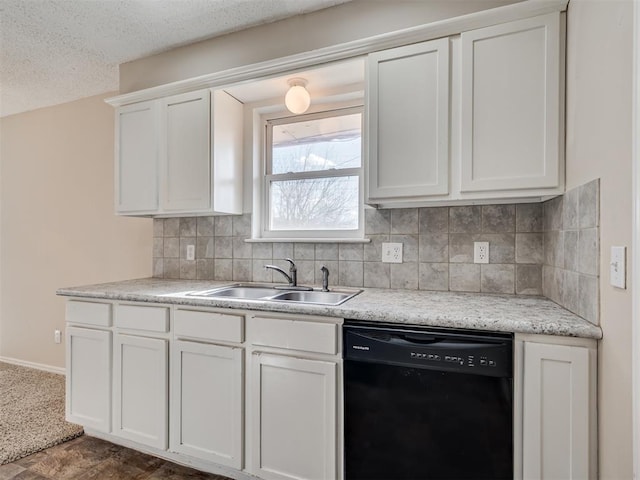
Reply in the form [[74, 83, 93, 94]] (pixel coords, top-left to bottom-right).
[[269, 290, 358, 306], [189, 285, 281, 300], [187, 284, 361, 305]]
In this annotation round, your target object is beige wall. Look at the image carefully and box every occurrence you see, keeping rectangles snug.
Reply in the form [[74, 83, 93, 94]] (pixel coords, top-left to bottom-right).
[[565, 0, 634, 477], [120, 0, 519, 93], [0, 94, 152, 369]]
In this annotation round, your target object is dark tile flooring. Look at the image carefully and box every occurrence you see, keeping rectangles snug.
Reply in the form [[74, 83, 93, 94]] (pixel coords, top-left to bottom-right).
[[0, 435, 231, 480]]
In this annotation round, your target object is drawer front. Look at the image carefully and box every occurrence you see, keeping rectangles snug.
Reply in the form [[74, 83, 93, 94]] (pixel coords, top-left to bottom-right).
[[115, 304, 169, 332], [174, 309, 244, 343], [66, 300, 112, 327], [250, 316, 338, 355]]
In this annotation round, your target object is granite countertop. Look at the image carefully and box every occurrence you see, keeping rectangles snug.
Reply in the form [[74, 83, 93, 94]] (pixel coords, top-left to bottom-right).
[[56, 278, 603, 339]]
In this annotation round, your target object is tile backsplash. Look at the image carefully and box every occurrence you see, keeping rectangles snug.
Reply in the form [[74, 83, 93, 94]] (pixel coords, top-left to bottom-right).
[[542, 179, 600, 324], [152, 180, 600, 323], [153, 203, 545, 295]]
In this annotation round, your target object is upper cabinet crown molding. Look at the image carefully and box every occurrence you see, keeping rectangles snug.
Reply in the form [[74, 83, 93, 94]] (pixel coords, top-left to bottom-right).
[[104, 0, 568, 108]]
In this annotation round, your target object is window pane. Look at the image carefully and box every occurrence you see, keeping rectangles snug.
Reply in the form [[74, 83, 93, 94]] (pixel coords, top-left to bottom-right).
[[269, 176, 359, 231], [271, 113, 362, 174]]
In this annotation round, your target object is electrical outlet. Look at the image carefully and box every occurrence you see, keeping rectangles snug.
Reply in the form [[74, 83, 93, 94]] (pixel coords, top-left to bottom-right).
[[186, 244, 195, 261], [382, 242, 403, 263], [474, 242, 489, 264], [54, 329, 62, 344]]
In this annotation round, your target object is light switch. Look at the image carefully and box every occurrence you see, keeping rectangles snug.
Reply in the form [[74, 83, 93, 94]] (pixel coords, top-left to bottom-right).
[[610, 246, 626, 289]]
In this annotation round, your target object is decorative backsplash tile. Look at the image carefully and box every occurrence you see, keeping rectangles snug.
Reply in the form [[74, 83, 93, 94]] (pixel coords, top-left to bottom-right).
[[153, 202, 545, 297], [542, 179, 600, 324], [150, 179, 600, 323]]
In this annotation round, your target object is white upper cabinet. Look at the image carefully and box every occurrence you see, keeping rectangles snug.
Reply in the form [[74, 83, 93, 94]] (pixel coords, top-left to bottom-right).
[[161, 90, 211, 212], [367, 38, 450, 202], [115, 100, 159, 214], [460, 12, 563, 194], [114, 89, 243, 216], [367, 12, 565, 206]]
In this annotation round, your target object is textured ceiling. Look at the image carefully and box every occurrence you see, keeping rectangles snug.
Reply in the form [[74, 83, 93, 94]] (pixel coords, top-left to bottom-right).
[[0, 0, 351, 118]]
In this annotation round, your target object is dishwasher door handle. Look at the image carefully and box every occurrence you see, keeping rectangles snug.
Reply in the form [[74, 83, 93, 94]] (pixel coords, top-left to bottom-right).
[[349, 329, 505, 351]]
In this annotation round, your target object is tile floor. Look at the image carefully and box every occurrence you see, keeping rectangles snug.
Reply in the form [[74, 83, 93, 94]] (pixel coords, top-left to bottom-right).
[[0, 435, 231, 479]]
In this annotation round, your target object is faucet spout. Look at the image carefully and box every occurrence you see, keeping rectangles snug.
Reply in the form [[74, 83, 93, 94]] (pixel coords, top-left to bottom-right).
[[264, 264, 293, 285]]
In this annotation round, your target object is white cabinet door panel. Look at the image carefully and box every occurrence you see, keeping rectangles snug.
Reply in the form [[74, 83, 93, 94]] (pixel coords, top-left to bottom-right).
[[66, 326, 112, 432], [368, 38, 450, 201], [461, 13, 562, 192], [162, 89, 211, 212], [251, 353, 337, 480], [115, 101, 159, 213], [113, 334, 168, 450], [171, 340, 243, 468], [522, 341, 591, 479]]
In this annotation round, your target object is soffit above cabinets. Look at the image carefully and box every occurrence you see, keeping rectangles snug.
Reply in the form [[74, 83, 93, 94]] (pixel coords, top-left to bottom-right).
[[222, 58, 365, 105]]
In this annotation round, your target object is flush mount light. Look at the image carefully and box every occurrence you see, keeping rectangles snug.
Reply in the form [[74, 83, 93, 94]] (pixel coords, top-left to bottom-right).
[[285, 78, 311, 114]]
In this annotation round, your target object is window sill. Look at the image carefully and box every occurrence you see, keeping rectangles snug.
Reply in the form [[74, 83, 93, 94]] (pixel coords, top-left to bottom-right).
[[245, 237, 371, 244]]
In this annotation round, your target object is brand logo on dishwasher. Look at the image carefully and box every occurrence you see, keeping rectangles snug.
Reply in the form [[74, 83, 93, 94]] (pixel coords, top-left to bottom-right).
[[352, 345, 370, 351]]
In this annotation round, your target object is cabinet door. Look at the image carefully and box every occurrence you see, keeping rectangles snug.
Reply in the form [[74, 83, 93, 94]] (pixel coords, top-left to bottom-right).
[[251, 353, 337, 480], [367, 38, 449, 201], [211, 89, 243, 214], [66, 326, 111, 432], [460, 13, 562, 192], [113, 334, 168, 450], [522, 342, 591, 479], [170, 341, 243, 468], [161, 89, 211, 212], [115, 101, 159, 214]]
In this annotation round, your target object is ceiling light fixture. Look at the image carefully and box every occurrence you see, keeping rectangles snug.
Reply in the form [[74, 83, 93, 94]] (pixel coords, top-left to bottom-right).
[[285, 78, 311, 114]]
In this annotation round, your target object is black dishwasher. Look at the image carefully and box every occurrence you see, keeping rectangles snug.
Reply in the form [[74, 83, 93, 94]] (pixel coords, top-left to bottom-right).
[[344, 322, 513, 480]]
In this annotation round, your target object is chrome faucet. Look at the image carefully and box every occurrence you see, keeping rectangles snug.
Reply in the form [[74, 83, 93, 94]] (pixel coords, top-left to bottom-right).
[[320, 265, 330, 292], [264, 258, 297, 287]]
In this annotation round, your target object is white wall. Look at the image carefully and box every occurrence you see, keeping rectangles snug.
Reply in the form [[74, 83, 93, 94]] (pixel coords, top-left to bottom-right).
[[565, 0, 634, 477], [119, 0, 519, 93], [0, 93, 152, 369]]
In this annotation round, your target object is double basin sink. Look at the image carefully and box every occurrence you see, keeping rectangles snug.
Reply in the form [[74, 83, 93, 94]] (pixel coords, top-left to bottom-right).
[[188, 284, 362, 306]]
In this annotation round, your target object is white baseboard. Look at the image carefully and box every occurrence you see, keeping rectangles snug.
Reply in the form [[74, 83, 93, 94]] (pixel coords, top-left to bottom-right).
[[0, 356, 65, 375]]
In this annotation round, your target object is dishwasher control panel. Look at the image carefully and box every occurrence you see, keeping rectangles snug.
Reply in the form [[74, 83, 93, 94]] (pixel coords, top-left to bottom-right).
[[409, 351, 499, 368], [344, 323, 512, 378]]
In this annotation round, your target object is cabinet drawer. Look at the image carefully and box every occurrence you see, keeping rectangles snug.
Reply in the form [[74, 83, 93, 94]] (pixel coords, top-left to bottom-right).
[[66, 300, 112, 327], [174, 309, 244, 343], [115, 304, 169, 332], [250, 316, 338, 355]]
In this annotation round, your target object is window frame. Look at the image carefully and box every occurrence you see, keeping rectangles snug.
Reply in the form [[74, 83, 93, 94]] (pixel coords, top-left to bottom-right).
[[259, 105, 365, 241]]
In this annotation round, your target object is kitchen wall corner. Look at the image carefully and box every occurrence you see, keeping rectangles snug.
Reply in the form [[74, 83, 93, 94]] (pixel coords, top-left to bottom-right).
[[542, 179, 600, 324]]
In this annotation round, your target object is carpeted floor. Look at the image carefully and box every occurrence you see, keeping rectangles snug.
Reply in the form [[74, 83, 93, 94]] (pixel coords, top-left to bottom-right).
[[0, 361, 83, 465]]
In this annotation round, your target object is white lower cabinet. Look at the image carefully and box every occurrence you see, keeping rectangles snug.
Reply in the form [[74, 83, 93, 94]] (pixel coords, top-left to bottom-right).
[[251, 353, 337, 480], [65, 326, 112, 432], [64, 297, 598, 480], [170, 340, 243, 468], [113, 333, 168, 450], [521, 338, 596, 480]]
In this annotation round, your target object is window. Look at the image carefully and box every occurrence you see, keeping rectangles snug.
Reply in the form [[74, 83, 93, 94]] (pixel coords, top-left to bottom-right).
[[262, 106, 363, 239]]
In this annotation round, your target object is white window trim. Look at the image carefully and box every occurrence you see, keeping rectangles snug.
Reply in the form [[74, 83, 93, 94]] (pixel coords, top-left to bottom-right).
[[253, 102, 365, 242]]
